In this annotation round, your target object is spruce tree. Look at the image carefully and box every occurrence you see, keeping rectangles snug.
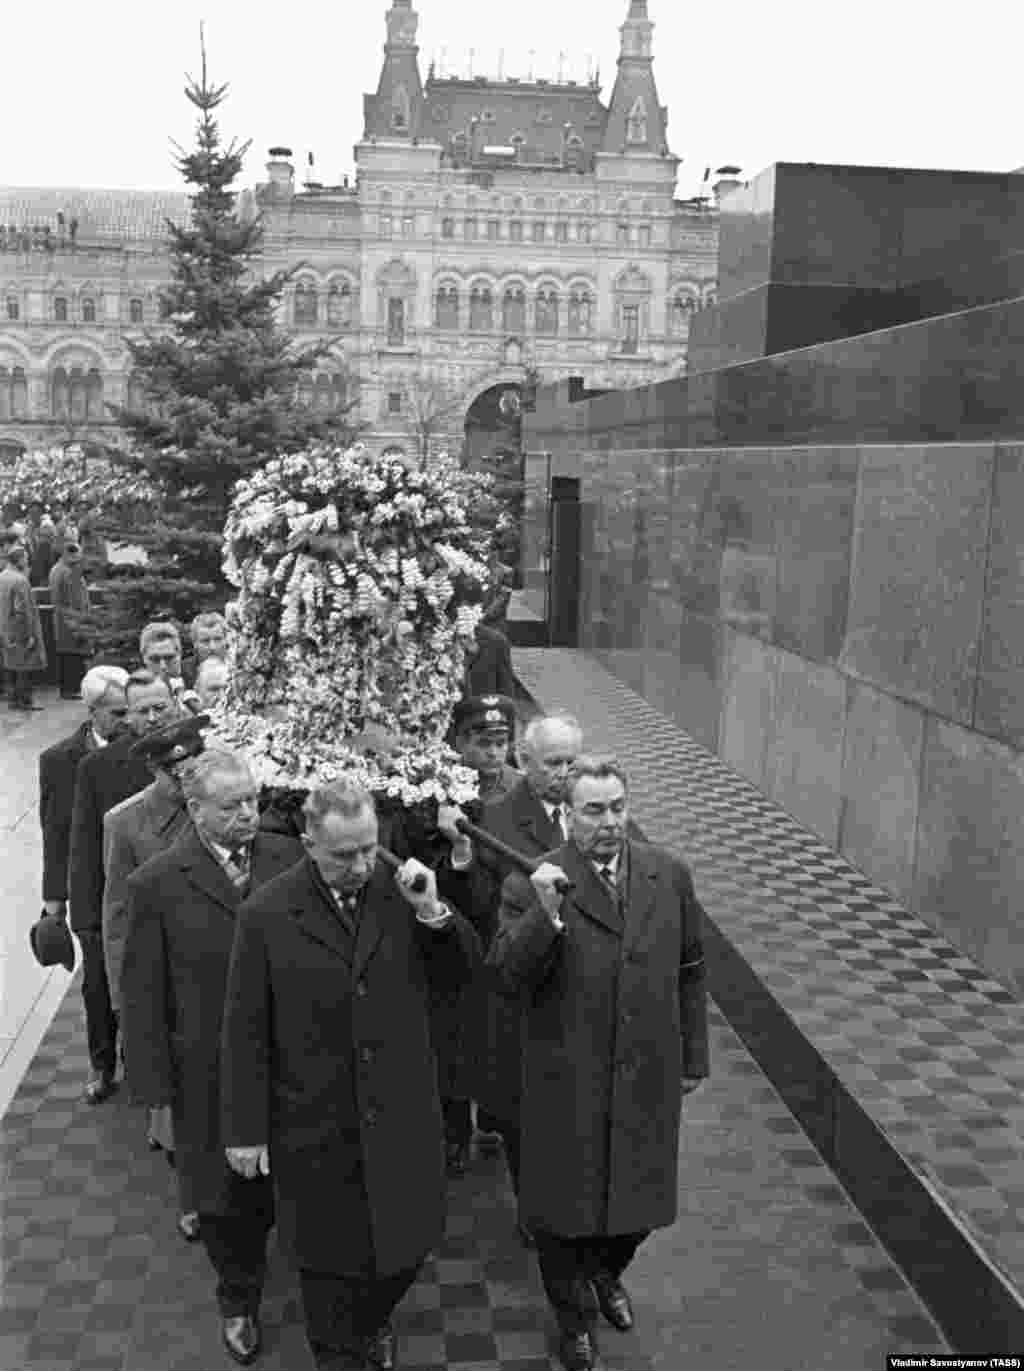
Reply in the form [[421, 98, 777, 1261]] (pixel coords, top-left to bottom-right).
[[88, 34, 357, 663]]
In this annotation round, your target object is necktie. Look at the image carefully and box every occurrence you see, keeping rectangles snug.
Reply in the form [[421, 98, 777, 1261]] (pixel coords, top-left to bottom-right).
[[226, 845, 251, 889], [551, 805, 567, 842]]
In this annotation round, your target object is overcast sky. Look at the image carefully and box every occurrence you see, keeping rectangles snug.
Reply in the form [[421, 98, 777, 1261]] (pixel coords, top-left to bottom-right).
[[6, 0, 1022, 199]]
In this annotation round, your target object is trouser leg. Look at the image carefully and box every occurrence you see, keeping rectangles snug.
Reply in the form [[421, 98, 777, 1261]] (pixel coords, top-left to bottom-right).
[[442, 1096, 472, 1148], [78, 929, 117, 1076], [9, 670, 32, 707], [533, 1231, 597, 1336], [199, 1175, 274, 1318], [590, 1231, 648, 1282], [300, 1264, 420, 1368], [58, 653, 85, 697]]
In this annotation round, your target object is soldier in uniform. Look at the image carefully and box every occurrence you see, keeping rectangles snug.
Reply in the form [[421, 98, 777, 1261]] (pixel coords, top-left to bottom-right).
[[450, 694, 522, 806]]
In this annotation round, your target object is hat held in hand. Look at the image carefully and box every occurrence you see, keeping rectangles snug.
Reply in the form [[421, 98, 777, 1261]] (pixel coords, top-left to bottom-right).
[[131, 714, 210, 768], [29, 912, 75, 973]]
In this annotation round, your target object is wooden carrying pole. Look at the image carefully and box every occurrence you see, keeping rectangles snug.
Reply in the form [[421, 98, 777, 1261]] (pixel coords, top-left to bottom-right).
[[375, 845, 428, 893], [454, 818, 570, 894]]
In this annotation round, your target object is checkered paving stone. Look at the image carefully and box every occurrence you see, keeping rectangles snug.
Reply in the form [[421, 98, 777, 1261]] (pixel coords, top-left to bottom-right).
[[0, 982, 947, 1371], [514, 649, 1024, 1290]]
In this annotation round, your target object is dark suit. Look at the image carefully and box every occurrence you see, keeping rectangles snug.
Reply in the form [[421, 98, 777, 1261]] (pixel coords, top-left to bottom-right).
[[488, 838, 709, 1334], [221, 854, 480, 1365], [121, 826, 301, 1319], [39, 721, 96, 903], [469, 783, 565, 1149], [67, 735, 152, 1077]]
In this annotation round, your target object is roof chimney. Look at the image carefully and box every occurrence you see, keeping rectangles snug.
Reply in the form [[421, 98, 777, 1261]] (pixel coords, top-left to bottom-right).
[[266, 147, 295, 196], [712, 165, 743, 201]]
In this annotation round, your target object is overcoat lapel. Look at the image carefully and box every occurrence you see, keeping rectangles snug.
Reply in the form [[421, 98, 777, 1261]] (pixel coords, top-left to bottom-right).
[[620, 841, 660, 958], [353, 860, 401, 982], [176, 827, 241, 918], [299, 858, 357, 965], [561, 842, 625, 937], [517, 791, 558, 855]]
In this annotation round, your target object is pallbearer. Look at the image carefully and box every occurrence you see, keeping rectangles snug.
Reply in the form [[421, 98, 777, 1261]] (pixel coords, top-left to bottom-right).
[[221, 781, 480, 1371], [488, 754, 709, 1371], [121, 751, 301, 1367]]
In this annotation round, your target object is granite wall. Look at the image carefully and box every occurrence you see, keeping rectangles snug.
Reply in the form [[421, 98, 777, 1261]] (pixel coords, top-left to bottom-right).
[[572, 438, 1024, 995]]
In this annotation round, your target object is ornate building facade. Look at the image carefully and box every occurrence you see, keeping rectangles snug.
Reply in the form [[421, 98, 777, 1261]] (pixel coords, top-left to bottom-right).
[[0, 0, 721, 460]]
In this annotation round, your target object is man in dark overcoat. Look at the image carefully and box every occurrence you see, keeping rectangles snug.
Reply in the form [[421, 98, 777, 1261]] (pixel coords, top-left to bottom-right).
[[39, 665, 129, 921], [436, 694, 523, 1176], [0, 543, 46, 709], [103, 714, 207, 1241], [220, 781, 481, 1371], [121, 750, 301, 1367], [488, 754, 709, 1371], [464, 711, 584, 1225], [68, 669, 177, 1103], [48, 539, 92, 698]]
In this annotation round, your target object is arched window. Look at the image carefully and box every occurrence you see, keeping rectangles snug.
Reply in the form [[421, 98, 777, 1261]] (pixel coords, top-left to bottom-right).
[[503, 285, 526, 334], [12, 368, 26, 418], [327, 282, 353, 327], [566, 134, 584, 169], [392, 86, 410, 133], [387, 297, 405, 345], [82, 297, 96, 323], [86, 369, 104, 420], [568, 288, 593, 336], [5, 297, 18, 321], [0, 369, 9, 421], [294, 282, 317, 326], [296, 375, 314, 409], [69, 367, 87, 422], [536, 287, 559, 336], [51, 367, 69, 419], [127, 373, 146, 411], [627, 97, 648, 144], [435, 284, 459, 330], [129, 297, 144, 324], [54, 296, 68, 322], [469, 285, 493, 333], [314, 375, 334, 411]]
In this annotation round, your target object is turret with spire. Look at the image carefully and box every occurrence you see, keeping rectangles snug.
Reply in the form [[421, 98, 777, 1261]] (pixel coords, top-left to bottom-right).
[[363, 0, 424, 141], [602, 0, 670, 155]]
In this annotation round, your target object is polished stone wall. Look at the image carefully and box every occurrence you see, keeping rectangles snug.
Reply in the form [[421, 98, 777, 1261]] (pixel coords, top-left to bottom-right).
[[571, 439, 1024, 995]]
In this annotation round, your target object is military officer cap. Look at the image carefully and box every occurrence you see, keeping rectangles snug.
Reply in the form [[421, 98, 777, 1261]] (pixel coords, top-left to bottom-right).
[[131, 713, 210, 768], [451, 694, 515, 738]]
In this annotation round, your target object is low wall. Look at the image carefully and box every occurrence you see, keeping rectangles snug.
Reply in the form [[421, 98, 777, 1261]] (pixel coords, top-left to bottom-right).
[[575, 439, 1024, 995]]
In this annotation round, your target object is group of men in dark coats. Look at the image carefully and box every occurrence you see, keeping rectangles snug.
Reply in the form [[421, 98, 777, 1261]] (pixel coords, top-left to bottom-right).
[[35, 627, 709, 1371]]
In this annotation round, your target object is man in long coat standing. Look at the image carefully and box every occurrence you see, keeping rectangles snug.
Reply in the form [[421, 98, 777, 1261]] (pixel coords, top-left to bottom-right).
[[69, 669, 177, 1103], [48, 539, 92, 698], [488, 754, 709, 1371], [221, 781, 481, 1371], [121, 750, 300, 1367], [467, 712, 584, 1228], [0, 542, 46, 710]]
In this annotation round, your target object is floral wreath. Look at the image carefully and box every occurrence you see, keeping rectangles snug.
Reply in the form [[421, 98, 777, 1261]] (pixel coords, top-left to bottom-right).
[[209, 443, 499, 808]]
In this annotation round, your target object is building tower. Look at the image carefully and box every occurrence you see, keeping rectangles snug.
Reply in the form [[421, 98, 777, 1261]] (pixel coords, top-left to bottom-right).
[[364, 0, 425, 142]]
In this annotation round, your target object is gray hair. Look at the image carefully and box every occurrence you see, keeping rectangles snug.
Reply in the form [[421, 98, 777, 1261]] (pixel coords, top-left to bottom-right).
[[179, 749, 254, 805], [81, 665, 129, 708], [190, 611, 227, 641], [139, 621, 181, 656], [304, 781, 377, 833], [521, 711, 583, 754], [565, 753, 630, 806]]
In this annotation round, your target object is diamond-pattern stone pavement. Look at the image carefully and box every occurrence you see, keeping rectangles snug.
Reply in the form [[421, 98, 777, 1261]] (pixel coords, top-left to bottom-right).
[[0, 681, 952, 1369]]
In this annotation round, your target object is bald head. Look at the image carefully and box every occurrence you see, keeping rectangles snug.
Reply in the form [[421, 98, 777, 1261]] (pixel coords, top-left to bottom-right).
[[520, 713, 584, 805]]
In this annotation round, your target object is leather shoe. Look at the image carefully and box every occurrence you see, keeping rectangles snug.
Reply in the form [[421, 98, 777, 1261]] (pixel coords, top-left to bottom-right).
[[85, 1073, 117, 1105], [367, 1321, 395, 1370], [222, 1314, 261, 1365], [177, 1211, 201, 1242], [592, 1272, 634, 1331], [557, 1329, 597, 1370]]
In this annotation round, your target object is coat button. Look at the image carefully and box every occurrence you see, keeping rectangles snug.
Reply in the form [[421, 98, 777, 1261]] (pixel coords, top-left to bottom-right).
[[364, 1107, 377, 1126], [360, 1046, 373, 1064], [356, 981, 368, 998]]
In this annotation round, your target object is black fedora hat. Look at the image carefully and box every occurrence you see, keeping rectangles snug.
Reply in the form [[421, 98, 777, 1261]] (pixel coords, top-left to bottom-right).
[[29, 912, 76, 973]]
